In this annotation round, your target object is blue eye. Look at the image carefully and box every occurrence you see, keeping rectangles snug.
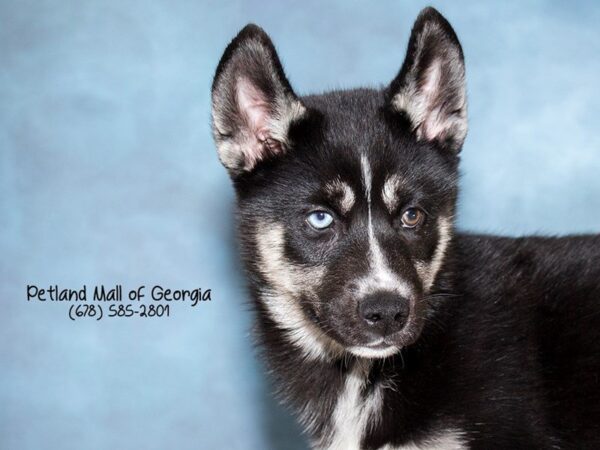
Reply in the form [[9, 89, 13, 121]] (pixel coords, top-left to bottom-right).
[[307, 211, 334, 230]]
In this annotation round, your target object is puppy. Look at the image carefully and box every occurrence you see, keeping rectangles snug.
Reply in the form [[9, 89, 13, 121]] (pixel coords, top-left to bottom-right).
[[211, 7, 600, 449]]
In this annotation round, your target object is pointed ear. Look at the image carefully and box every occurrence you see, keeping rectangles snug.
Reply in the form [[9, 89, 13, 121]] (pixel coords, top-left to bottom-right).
[[211, 24, 306, 176], [387, 8, 467, 153]]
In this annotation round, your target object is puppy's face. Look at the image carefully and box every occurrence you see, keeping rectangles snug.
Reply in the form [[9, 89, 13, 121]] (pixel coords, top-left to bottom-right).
[[212, 8, 467, 360]]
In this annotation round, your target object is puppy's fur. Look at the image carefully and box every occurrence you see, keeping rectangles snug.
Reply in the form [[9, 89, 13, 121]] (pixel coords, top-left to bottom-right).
[[211, 7, 600, 449]]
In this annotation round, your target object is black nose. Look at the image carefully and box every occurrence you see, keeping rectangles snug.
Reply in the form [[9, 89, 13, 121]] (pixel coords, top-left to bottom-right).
[[359, 292, 409, 335]]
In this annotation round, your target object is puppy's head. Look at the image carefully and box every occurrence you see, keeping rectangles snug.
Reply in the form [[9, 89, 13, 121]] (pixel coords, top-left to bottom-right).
[[211, 8, 466, 360]]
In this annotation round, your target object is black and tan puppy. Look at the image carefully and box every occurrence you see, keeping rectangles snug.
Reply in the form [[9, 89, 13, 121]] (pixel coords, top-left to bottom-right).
[[211, 7, 600, 449]]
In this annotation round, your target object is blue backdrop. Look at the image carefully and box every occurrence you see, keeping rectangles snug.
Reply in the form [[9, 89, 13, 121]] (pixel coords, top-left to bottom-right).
[[1, 1, 599, 449]]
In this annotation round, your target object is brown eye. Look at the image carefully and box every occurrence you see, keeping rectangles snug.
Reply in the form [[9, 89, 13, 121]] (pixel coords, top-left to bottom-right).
[[401, 208, 424, 228]]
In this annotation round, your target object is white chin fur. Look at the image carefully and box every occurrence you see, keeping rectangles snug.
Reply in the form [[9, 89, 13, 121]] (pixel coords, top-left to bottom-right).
[[347, 345, 399, 359]]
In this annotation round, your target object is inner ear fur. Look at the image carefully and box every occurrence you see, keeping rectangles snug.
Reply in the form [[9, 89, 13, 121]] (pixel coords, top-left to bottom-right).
[[211, 24, 306, 176], [387, 7, 467, 153]]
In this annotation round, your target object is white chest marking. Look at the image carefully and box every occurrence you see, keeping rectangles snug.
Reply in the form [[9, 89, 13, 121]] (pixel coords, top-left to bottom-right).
[[380, 429, 467, 450], [325, 361, 382, 450]]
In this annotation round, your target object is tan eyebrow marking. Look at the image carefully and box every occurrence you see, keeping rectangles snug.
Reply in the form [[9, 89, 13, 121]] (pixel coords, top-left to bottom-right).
[[382, 174, 405, 213], [324, 179, 356, 214]]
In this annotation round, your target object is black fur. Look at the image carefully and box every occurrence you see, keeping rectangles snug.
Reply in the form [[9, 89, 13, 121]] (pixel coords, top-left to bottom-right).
[[211, 7, 600, 449], [360, 234, 600, 449]]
